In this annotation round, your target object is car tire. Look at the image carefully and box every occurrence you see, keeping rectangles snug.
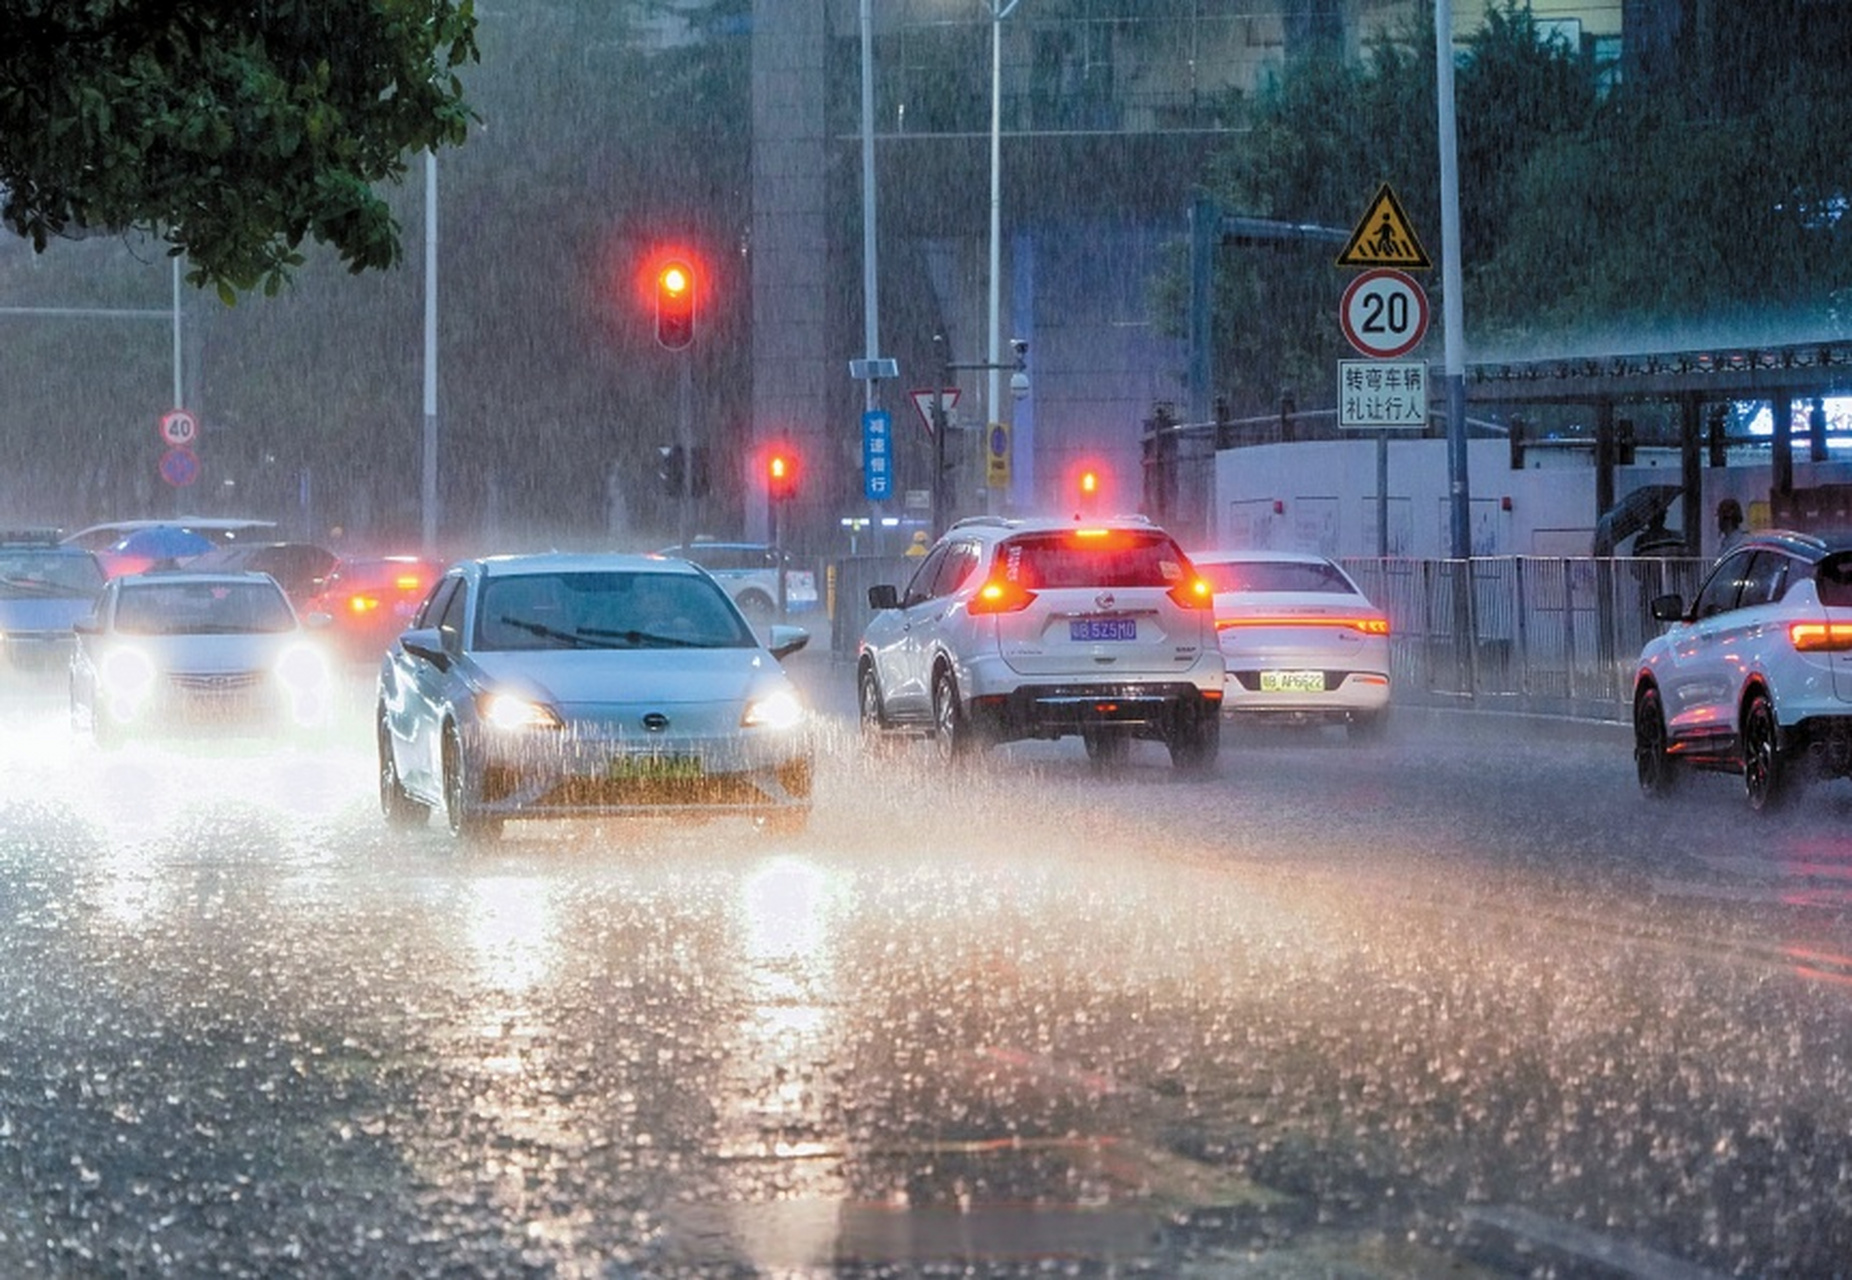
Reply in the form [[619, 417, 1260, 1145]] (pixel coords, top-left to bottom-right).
[[736, 591, 776, 626], [1167, 712, 1220, 774], [932, 666, 975, 762], [442, 722, 502, 842], [1742, 690, 1791, 813], [378, 709, 430, 829], [1083, 728, 1132, 768], [858, 663, 897, 752], [1633, 685, 1679, 799]]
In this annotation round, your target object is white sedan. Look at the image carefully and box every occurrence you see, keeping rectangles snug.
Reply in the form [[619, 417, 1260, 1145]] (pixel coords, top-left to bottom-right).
[[1191, 549, 1392, 740], [69, 570, 335, 746], [375, 553, 814, 840]]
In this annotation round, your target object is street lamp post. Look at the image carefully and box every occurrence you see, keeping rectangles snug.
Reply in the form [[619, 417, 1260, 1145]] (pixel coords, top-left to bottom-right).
[[986, 0, 1020, 515]]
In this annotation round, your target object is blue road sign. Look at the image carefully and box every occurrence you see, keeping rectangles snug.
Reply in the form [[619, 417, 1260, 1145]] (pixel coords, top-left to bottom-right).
[[862, 410, 893, 502], [159, 446, 200, 487]]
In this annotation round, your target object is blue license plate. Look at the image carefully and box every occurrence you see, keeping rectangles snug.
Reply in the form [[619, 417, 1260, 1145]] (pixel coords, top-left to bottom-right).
[[1071, 618, 1136, 642]]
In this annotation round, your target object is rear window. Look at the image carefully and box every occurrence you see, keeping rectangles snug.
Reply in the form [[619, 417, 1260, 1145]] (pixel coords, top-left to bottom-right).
[[1197, 559, 1355, 595], [1816, 553, 1852, 607], [993, 530, 1185, 589]]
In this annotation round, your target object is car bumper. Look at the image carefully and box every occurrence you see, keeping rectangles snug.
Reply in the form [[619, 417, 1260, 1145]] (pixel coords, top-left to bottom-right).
[[962, 680, 1223, 744], [1222, 668, 1391, 721], [464, 727, 814, 819]]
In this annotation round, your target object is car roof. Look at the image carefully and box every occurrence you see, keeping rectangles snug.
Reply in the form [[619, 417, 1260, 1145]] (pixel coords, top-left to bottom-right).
[[472, 552, 702, 577], [1738, 529, 1852, 560], [945, 515, 1164, 538]]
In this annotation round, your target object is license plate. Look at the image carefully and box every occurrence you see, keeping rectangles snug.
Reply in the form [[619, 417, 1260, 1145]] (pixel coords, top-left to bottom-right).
[[1071, 618, 1136, 642], [1261, 670, 1325, 693], [608, 755, 703, 781]]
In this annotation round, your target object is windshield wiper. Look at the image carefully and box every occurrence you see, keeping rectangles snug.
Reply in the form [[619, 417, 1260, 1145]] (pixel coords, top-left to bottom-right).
[[579, 627, 716, 649], [496, 615, 622, 649]]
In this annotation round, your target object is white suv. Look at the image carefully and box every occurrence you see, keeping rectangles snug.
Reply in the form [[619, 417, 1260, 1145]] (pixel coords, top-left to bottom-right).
[[1634, 529, 1852, 811], [856, 516, 1225, 769]]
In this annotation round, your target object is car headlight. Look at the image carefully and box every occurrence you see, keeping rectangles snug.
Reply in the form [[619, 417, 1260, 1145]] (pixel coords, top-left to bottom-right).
[[741, 688, 806, 731], [273, 641, 331, 693], [479, 692, 561, 732], [99, 645, 158, 707]]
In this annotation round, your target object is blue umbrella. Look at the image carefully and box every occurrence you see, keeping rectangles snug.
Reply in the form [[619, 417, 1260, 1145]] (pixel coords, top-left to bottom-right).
[[107, 526, 216, 565]]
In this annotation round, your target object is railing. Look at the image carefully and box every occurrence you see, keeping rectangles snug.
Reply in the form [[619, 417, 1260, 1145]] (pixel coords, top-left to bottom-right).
[[815, 554, 1712, 725]]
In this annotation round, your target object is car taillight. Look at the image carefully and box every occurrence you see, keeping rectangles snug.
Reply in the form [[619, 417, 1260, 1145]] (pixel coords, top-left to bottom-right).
[[1168, 577, 1214, 610], [1789, 621, 1852, 651], [1216, 614, 1391, 636], [392, 574, 424, 592], [968, 578, 1037, 614], [348, 594, 381, 615]]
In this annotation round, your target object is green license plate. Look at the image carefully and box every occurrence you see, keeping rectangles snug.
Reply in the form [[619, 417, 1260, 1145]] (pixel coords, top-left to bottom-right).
[[608, 755, 703, 781], [1260, 670, 1325, 693]]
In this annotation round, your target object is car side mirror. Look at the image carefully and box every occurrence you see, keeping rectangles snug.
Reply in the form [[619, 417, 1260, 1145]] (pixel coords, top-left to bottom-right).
[[1649, 593, 1685, 623], [767, 624, 809, 661], [868, 584, 899, 610], [399, 626, 450, 670]]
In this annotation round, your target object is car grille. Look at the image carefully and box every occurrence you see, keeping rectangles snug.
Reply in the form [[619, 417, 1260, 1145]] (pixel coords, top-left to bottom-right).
[[169, 671, 268, 693]]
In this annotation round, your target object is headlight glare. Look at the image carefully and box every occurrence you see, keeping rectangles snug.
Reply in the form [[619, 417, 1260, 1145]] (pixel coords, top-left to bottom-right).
[[481, 692, 561, 731], [742, 688, 805, 731]]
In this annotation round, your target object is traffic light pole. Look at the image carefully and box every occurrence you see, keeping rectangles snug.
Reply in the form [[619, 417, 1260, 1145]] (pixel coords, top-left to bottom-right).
[[676, 356, 694, 548]]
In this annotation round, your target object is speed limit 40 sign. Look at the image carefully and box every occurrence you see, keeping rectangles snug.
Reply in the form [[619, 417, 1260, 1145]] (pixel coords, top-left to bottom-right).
[[1339, 268, 1429, 359], [159, 408, 199, 447]]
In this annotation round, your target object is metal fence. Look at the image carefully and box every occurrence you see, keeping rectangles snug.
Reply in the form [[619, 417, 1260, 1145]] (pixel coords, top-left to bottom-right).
[[812, 554, 1712, 725]]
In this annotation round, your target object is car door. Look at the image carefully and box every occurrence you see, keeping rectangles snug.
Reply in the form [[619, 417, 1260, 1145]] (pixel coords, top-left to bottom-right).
[[1659, 548, 1768, 740], [389, 572, 469, 796], [865, 544, 950, 718]]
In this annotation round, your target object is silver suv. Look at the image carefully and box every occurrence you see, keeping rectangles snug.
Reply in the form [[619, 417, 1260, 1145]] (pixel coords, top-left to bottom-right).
[[856, 516, 1225, 769], [1634, 529, 1852, 811]]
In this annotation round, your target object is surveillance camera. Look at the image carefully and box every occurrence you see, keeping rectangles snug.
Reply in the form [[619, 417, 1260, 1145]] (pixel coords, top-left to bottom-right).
[[1010, 338, 1028, 357], [1010, 370, 1030, 400]]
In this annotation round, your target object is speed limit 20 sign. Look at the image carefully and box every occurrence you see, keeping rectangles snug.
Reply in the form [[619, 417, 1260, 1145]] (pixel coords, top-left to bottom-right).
[[1339, 268, 1429, 359]]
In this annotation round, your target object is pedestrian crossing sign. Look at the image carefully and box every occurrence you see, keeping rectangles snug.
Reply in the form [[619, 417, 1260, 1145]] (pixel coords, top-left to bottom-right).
[[1336, 183, 1431, 271]]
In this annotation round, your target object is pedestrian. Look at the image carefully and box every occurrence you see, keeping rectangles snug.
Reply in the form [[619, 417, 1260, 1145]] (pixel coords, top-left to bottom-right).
[[904, 530, 929, 558], [1716, 498, 1745, 555]]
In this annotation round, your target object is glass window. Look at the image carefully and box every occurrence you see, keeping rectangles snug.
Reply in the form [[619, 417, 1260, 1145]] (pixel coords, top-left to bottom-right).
[[1692, 549, 1755, 619], [113, 580, 294, 635], [1735, 552, 1788, 610], [434, 579, 468, 651], [997, 531, 1186, 589], [932, 541, 981, 598], [476, 572, 752, 651], [1816, 553, 1852, 607], [1196, 558, 1357, 595], [902, 545, 949, 606]]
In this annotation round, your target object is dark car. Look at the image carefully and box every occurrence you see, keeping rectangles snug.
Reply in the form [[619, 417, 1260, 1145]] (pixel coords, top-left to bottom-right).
[[187, 541, 338, 605], [0, 529, 107, 678], [301, 553, 447, 661]]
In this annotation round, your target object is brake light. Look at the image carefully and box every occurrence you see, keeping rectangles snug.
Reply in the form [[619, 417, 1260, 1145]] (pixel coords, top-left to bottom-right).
[[968, 578, 1038, 614], [1216, 614, 1391, 636], [392, 574, 425, 592], [1168, 577, 1214, 610], [348, 594, 381, 615], [1790, 621, 1852, 651]]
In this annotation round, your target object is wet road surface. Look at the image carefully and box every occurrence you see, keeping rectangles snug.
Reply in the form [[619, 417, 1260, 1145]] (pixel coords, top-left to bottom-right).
[[1, 655, 1849, 1277]]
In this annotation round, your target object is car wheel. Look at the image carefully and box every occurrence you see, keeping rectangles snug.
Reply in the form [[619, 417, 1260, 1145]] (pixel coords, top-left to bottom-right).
[[1167, 713, 1220, 774], [442, 722, 502, 842], [932, 666, 974, 762], [858, 663, 896, 751], [1347, 709, 1389, 743], [736, 591, 776, 626], [1633, 685, 1679, 799], [1742, 690, 1790, 813], [1083, 728, 1132, 768], [378, 709, 430, 828]]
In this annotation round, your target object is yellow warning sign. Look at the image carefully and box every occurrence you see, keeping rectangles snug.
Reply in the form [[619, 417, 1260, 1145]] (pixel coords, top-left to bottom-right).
[[1336, 183, 1431, 271]]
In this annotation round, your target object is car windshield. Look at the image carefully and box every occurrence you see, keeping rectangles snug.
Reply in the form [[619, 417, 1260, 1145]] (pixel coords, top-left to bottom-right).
[[0, 551, 103, 597], [1198, 559, 1358, 595], [113, 580, 296, 635], [475, 570, 752, 651]]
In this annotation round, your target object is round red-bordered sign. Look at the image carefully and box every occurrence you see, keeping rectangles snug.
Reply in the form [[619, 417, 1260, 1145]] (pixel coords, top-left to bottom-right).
[[1339, 268, 1429, 359], [159, 446, 201, 487]]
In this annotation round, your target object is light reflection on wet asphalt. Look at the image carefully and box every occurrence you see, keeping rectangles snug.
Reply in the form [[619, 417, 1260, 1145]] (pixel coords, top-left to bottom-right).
[[1, 660, 1849, 1277]]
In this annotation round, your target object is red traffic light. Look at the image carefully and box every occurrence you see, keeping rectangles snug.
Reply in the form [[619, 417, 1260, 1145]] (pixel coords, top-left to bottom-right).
[[656, 260, 695, 349], [767, 451, 798, 502], [1079, 469, 1100, 496]]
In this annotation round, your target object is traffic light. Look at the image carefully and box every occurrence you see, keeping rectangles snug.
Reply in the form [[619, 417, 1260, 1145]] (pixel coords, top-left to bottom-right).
[[655, 261, 695, 349], [1079, 468, 1100, 500], [767, 450, 798, 502]]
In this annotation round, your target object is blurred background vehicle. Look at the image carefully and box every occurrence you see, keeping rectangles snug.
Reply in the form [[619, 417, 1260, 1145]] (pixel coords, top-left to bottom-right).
[[70, 569, 334, 747], [1192, 548, 1392, 740], [93, 526, 217, 578], [187, 540, 338, 606], [63, 518, 278, 553], [0, 528, 106, 680], [301, 553, 446, 663], [655, 539, 818, 625]]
